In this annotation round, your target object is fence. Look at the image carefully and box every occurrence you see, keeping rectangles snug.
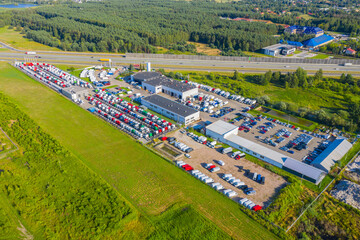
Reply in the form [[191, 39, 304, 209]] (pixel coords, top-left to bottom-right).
[[126, 53, 360, 65]]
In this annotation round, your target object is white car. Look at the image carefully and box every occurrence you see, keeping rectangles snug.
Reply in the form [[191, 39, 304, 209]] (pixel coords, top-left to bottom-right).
[[185, 154, 191, 158], [217, 160, 225, 166]]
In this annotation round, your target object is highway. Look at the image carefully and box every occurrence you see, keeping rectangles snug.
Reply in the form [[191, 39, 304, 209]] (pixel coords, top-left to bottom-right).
[[1, 45, 360, 76]]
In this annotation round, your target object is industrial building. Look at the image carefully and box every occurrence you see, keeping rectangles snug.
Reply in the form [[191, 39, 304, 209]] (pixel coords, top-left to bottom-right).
[[132, 72, 198, 99], [303, 35, 335, 49], [285, 26, 324, 37], [262, 44, 296, 56], [62, 86, 89, 101], [311, 138, 352, 172], [141, 95, 200, 125], [206, 120, 326, 184]]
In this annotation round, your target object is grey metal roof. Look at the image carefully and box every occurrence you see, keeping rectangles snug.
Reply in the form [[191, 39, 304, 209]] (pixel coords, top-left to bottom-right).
[[142, 95, 198, 117], [311, 138, 352, 172], [262, 44, 294, 51], [145, 77, 196, 93], [133, 72, 161, 82], [63, 86, 88, 94], [284, 158, 326, 183], [225, 134, 289, 166]]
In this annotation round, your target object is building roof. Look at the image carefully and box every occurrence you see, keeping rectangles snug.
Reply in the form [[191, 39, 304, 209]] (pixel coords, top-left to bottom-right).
[[287, 41, 303, 47], [141, 95, 198, 117], [283, 158, 326, 183], [262, 44, 294, 51], [63, 86, 89, 94], [225, 134, 290, 166], [133, 72, 162, 82], [206, 120, 238, 136], [347, 48, 356, 53], [304, 27, 323, 34], [303, 34, 334, 47], [311, 138, 352, 172], [144, 76, 196, 93]]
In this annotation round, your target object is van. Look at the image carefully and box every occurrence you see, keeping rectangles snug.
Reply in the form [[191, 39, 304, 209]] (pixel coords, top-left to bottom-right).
[[231, 151, 241, 158], [253, 173, 258, 181]]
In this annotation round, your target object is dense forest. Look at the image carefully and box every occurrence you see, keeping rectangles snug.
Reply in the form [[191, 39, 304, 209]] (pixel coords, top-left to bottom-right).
[[2, 0, 281, 54]]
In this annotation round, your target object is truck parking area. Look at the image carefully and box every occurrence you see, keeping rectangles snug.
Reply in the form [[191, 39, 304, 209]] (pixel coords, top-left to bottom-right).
[[167, 130, 287, 207]]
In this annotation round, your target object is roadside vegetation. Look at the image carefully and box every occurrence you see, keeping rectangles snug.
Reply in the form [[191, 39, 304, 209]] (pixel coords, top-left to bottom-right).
[[162, 69, 360, 132], [0, 26, 60, 51]]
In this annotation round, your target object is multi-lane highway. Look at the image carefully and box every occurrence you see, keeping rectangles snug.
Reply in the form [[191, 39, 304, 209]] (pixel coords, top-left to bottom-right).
[[1, 44, 359, 76]]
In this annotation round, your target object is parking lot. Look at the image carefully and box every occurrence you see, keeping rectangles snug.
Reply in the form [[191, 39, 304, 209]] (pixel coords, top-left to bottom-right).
[[108, 76, 330, 165], [167, 130, 287, 207]]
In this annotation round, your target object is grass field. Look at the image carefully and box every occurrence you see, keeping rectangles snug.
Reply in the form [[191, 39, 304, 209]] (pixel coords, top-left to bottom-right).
[[308, 53, 330, 59], [0, 26, 60, 51], [0, 62, 280, 239], [188, 41, 221, 56], [172, 70, 351, 113], [298, 14, 315, 20]]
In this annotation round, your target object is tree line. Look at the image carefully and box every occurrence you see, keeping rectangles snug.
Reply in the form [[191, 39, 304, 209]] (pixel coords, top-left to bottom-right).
[[2, 0, 282, 54]]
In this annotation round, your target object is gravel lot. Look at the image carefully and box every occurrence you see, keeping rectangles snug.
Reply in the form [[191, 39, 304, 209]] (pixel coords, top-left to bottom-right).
[[331, 180, 360, 210], [168, 130, 287, 208], [345, 155, 360, 183]]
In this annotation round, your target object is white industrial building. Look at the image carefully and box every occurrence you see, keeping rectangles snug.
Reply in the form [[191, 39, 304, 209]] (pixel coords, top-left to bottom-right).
[[132, 72, 198, 99], [141, 95, 200, 125], [262, 44, 296, 56], [62, 86, 89, 101], [206, 120, 326, 184], [311, 138, 352, 172]]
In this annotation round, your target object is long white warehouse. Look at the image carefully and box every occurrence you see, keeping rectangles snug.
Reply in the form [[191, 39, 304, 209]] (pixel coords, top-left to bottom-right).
[[206, 120, 326, 184]]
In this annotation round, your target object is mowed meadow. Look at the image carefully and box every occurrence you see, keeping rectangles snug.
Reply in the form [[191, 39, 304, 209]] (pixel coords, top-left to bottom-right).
[[0, 62, 279, 239]]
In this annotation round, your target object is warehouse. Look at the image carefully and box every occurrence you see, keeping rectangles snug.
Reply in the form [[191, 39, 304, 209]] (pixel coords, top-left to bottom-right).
[[303, 35, 334, 49], [262, 44, 296, 56], [206, 120, 239, 140], [311, 138, 352, 172], [132, 72, 198, 99], [131, 71, 162, 83], [62, 86, 89, 101], [205, 120, 326, 184], [141, 95, 200, 125]]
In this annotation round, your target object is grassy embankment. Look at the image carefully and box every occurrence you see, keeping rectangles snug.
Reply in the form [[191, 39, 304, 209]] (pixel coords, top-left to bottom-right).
[[0, 62, 280, 240], [0, 26, 60, 51]]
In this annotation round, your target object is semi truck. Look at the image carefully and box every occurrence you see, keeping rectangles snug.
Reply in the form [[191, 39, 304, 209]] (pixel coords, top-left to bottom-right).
[[25, 51, 36, 55]]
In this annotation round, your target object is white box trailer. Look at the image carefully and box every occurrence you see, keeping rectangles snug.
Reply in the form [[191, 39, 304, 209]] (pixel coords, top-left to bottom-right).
[[214, 184, 224, 191], [222, 173, 232, 179], [239, 198, 248, 205], [222, 147, 233, 154], [226, 191, 237, 198]]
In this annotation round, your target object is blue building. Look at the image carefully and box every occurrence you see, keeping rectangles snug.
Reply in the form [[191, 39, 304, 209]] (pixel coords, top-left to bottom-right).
[[285, 25, 324, 37], [303, 35, 335, 48]]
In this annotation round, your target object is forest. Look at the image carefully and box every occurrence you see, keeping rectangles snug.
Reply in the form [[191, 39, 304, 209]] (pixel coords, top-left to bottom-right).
[[1, 0, 281, 54]]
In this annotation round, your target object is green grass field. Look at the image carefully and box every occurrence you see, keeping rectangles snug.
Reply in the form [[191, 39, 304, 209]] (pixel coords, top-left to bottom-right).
[[308, 53, 330, 59], [176, 71, 351, 113], [0, 26, 61, 51], [0, 62, 280, 239]]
